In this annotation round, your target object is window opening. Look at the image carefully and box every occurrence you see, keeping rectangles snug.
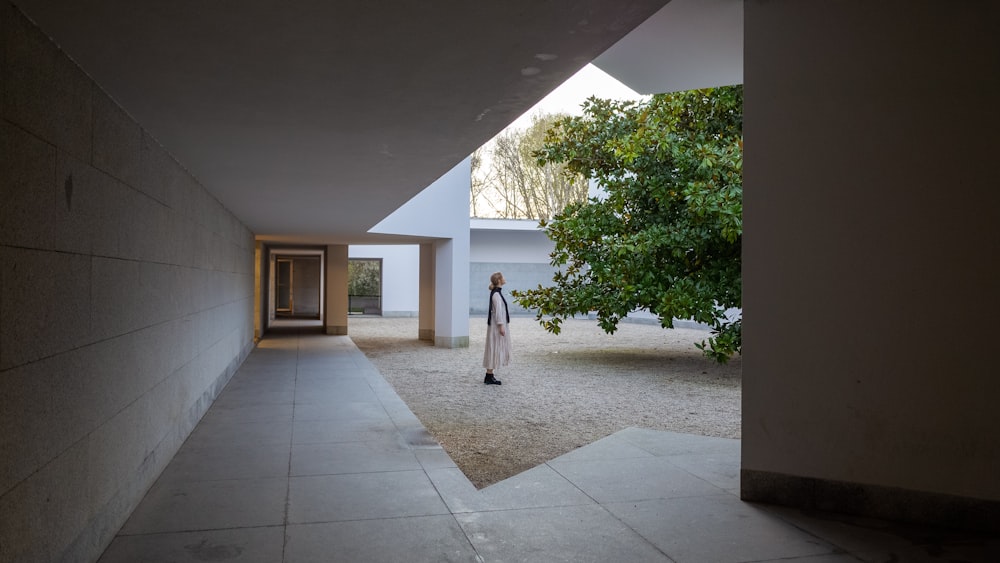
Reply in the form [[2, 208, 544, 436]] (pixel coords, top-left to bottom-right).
[[348, 258, 382, 315]]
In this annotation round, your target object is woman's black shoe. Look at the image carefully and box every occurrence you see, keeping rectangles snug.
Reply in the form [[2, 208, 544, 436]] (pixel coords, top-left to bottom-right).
[[484, 373, 502, 385]]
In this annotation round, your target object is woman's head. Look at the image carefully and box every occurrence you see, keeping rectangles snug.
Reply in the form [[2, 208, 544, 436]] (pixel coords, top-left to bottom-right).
[[489, 271, 505, 290]]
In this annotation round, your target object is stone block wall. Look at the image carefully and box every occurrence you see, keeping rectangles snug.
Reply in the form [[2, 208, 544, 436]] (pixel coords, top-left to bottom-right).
[[469, 261, 556, 316], [0, 5, 255, 562]]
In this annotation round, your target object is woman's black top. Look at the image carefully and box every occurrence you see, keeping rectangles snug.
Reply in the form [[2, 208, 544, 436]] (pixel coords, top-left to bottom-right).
[[487, 287, 509, 325]]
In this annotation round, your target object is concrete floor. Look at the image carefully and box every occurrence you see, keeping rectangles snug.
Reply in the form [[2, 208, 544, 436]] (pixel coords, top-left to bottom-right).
[[97, 329, 998, 562]]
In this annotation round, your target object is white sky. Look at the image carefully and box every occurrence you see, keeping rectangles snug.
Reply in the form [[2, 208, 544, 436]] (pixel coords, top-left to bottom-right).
[[472, 64, 648, 217], [505, 63, 649, 131]]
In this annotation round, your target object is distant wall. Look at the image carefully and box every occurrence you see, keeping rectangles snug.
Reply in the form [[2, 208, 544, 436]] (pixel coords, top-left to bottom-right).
[[0, 6, 255, 561], [469, 222, 555, 315], [292, 257, 320, 316], [350, 226, 555, 318], [469, 262, 555, 316], [349, 245, 419, 317], [470, 222, 553, 263]]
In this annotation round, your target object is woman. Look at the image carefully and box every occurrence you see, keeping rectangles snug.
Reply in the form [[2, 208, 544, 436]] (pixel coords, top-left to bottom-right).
[[483, 271, 511, 385]]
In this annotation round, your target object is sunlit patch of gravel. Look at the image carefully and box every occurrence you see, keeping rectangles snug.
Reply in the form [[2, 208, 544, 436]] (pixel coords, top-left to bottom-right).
[[349, 316, 741, 489]]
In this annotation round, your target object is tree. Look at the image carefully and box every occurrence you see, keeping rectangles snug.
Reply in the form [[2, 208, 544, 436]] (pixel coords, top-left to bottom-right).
[[471, 113, 590, 220], [348, 259, 381, 297], [469, 148, 494, 218], [512, 85, 743, 362]]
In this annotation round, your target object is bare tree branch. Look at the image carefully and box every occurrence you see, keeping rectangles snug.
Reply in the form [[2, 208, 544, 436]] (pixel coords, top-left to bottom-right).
[[472, 112, 589, 220]]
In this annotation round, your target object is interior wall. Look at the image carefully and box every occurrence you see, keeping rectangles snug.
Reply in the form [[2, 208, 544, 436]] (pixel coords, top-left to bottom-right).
[[291, 257, 320, 317], [0, 6, 255, 562], [743, 0, 1000, 525], [349, 245, 420, 317]]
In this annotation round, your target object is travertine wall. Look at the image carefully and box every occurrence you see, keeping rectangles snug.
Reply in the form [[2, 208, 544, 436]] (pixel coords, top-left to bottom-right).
[[0, 5, 255, 561]]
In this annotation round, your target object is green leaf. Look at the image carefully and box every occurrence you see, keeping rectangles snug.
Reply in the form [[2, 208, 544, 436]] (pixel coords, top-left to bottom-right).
[[517, 85, 743, 362]]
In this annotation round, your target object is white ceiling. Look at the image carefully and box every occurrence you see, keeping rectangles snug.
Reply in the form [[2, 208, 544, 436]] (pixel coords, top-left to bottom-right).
[[13, 1, 672, 244], [594, 0, 743, 94]]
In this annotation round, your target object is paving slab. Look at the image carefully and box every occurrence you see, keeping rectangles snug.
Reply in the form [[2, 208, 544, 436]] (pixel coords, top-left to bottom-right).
[[119, 477, 288, 535], [284, 516, 479, 563], [155, 441, 291, 483], [290, 440, 421, 476], [99, 526, 284, 563], [428, 463, 596, 514], [287, 470, 450, 524], [456, 504, 672, 563], [98, 327, 998, 563], [604, 495, 837, 563], [547, 454, 724, 503]]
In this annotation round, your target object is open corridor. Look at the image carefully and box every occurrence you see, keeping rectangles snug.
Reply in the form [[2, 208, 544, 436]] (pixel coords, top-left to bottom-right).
[[95, 331, 997, 562]]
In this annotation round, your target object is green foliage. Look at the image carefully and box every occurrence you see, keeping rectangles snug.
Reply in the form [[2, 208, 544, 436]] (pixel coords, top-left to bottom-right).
[[348, 259, 381, 296], [511, 85, 743, 362]]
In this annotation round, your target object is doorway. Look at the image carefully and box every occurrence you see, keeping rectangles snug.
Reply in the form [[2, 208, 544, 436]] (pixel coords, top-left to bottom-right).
[[348, 258, 382, 315], [273, 254, 322, 319]]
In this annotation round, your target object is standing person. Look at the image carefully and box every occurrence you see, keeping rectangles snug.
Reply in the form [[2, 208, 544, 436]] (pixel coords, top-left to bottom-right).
[[483, 271, 511, 385]]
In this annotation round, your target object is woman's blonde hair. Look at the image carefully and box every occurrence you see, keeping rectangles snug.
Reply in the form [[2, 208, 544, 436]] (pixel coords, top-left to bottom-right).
[[488, 271, 504, 290]]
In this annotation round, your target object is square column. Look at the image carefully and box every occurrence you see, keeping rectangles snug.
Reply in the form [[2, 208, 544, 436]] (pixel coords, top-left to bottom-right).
[[418, 243, 435, 341], [254, 241, 263, 341], [742, 0, 1000, 528], [432, 238, 470, 349], [325, 245, 348, 335]]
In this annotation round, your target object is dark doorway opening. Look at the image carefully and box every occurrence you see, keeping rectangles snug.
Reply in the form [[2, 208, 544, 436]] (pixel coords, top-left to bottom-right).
[[273, 254, 322, 319]]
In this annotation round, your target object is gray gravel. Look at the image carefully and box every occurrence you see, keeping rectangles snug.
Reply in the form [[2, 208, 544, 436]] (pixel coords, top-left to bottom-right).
[[349, 315, 742, 488]]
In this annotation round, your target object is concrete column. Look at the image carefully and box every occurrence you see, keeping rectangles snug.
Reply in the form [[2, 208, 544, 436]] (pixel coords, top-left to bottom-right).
[[418, 243, 435, 341], [325, 245, 349, 335], [433, 237, 470, 349], [742, 0, 1000, 528], [254, 241, 262, 341]]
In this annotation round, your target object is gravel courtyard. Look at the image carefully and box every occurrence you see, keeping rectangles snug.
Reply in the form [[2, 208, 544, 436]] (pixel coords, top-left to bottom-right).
[[349, 316, 742, 489]]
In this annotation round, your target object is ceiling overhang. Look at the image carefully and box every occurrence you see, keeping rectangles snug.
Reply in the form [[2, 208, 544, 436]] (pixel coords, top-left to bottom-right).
[[13, 1, 673, 244], [593, 0, 743, 94]]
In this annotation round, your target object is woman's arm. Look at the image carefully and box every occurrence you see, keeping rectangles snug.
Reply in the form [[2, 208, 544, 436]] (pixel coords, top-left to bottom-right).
[[492, 294, 506, 335]]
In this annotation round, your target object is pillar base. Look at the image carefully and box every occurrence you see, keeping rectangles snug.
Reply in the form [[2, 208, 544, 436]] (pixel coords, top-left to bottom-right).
[[325, 325, 348, 336], [418, 328, 434, 341], [741, 469, 1000, 533], [434, 335, 469, 349]]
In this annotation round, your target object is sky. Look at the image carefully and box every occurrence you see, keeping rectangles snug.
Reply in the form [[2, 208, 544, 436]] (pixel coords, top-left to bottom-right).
[[472, 64, 648, 217], [505, 63, 649, 130]]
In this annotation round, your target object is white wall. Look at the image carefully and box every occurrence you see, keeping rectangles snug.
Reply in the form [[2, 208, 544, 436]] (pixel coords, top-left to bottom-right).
[[355, 220, 556, 317], [594, 0, 742, 94], [470, 219, 554, 263], [371, 158, 472, 240], [743, 0, 1000, 521], [349, 245, 420, 316], [469, 219, 557, 315], [371, 157, 472, 345]]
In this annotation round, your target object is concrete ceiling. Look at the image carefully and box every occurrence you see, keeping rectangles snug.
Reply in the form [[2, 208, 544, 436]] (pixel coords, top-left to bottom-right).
[[593, 0, 742, 95], [13, 1, 671, 244]]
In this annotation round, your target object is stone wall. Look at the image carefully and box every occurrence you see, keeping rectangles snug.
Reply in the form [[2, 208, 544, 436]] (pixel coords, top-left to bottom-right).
[[0, 5, 255, 561], [469, 261, 556, 316]]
